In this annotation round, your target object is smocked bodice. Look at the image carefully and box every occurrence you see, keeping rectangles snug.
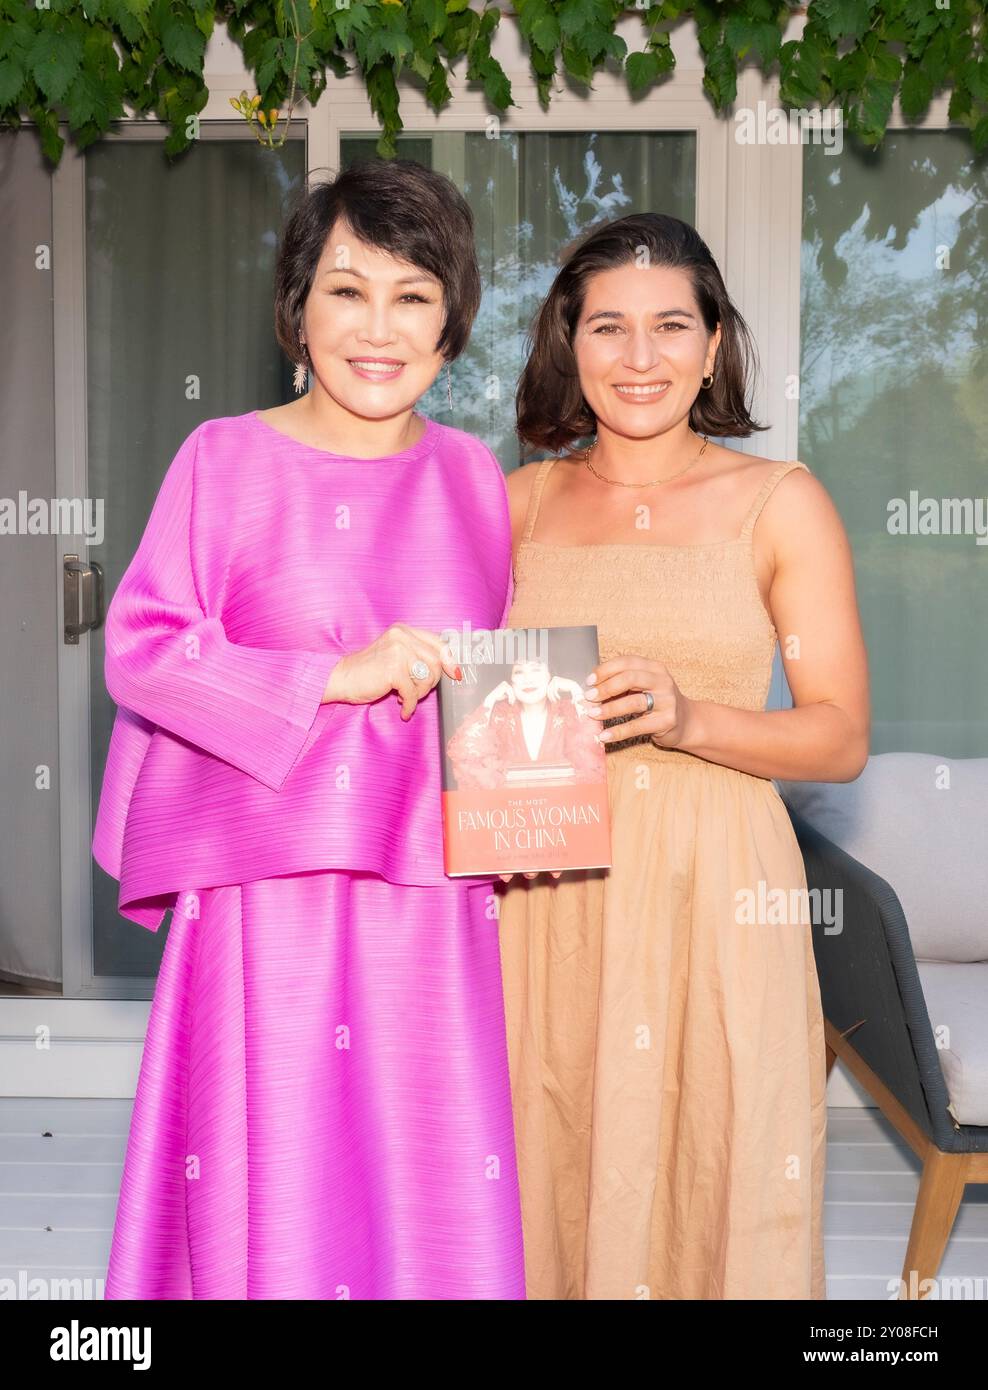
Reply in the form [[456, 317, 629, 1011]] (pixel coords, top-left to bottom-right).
[[507, 455, 810, 718]]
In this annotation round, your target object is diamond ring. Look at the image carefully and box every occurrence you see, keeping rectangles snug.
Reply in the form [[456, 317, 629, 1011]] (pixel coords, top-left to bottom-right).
[[409, 659, 430, 682]]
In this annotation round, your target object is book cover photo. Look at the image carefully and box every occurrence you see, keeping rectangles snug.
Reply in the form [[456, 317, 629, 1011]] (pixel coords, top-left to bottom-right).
[[437, 624, 612, 877]]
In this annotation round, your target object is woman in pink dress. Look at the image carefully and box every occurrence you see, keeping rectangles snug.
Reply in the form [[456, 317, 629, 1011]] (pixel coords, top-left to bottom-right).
[[92, 160, 525, 1300]]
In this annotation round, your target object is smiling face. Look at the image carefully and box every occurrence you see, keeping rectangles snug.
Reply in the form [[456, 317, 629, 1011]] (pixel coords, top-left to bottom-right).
[[572, 263, 721, 440], [510, 660, 551, 705], [301, 219, 448, 421]]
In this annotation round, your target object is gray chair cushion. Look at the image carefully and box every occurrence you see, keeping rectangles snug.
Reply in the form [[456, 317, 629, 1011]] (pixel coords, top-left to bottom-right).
[[777, 753, 988, 963]]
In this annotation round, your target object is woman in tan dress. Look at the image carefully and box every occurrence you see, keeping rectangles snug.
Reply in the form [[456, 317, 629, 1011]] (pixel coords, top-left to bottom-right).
[[496, 213, 870, 1300]]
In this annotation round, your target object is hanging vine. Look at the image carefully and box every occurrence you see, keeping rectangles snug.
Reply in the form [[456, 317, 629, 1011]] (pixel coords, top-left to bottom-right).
[[0, 0, 986, 165]]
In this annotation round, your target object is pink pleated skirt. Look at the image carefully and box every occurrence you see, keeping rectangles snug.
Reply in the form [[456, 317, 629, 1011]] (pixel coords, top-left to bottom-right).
[[103, 871, 526, 1299]]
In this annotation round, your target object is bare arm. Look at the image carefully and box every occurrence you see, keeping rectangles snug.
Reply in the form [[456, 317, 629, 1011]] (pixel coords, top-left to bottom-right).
[[679, 469, 870, 782]]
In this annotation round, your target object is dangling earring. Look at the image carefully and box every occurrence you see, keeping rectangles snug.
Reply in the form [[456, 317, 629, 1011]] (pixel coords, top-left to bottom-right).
[[445, 361, 453, 411], [701, 371, 714, 389], [293, 336, 308, 394]]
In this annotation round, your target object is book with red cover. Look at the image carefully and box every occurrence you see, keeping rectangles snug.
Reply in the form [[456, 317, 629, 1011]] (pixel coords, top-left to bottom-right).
[[437, 625, 612, 876]]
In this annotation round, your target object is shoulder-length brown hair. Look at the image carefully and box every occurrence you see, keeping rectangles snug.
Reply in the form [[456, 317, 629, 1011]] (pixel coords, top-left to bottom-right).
[[516, 212, 767, 455]]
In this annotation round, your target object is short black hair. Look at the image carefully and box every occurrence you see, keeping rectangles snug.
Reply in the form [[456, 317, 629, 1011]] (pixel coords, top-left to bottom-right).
[[274, 159, 481, 366], [516, 211, 768, 453]]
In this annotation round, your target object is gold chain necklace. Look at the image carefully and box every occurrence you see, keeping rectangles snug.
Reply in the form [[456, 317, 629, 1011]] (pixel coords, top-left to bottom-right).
[[584, 431, 710, 488]]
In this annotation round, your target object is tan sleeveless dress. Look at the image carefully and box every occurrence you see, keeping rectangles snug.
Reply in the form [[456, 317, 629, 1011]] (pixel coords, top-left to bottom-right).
[[497, 456, 828, 1300]]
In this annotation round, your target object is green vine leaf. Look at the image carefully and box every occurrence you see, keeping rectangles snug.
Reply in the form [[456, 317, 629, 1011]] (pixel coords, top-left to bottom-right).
[[28, 100, 64, 163], [812, 0, 877, 44], [0, 16, 34, 65], [335, 4, 374, 47], [256, 38, 282, 90], [724, 14, 782, 67], [558, 0, 609, 39], [101, 0, 148, 47], [561, 42, 593, 84], [780, 31, 826, 105], [859, 76, 896, 135], [533, 15, 560, 53], [66, 65, 118, 126], [364, 59, 401, 155], [160, 15, 206, 73], [899, 61, 933, 122], [626, 48, 661, 92], [0, 56, 24, 105], [703, 40, 737, 108], [28, 24, 85, 104], [412, 0, 447, 42], [426, 55, 451, 107]]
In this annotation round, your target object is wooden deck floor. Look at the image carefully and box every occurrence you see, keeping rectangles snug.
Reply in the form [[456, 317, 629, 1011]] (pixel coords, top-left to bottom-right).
[[1, 1100, 985, 1299]]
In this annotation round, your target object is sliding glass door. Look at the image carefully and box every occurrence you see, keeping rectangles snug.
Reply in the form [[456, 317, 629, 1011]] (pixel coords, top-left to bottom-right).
[[67, 125, 306, 995]]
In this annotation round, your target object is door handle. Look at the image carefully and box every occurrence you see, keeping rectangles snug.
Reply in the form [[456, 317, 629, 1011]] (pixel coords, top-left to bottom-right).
[[64, 555, 105, 645]]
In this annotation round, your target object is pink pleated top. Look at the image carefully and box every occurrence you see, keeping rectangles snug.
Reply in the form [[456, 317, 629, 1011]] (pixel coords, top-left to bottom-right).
[[91, 411, 515, 930]]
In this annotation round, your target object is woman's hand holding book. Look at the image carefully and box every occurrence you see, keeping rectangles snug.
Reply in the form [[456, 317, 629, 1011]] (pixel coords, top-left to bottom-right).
[[322, 623, 462, 720]]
